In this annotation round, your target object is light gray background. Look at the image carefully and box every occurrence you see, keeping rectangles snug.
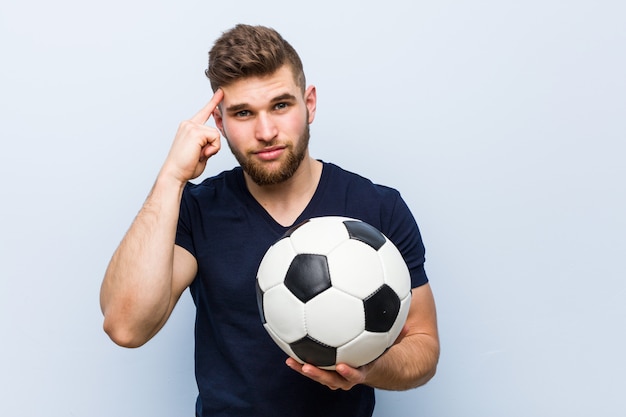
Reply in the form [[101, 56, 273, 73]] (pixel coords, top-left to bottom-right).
[[1, 1, 625, 416]]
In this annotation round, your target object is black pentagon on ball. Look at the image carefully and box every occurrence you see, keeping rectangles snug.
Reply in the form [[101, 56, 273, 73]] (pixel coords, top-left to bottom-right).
[[284, 254, 332, 303], [290, 335, 337, 367], [364, 284, 401, 332], [343, 220, 386, 250], [255, 281, 266, 324]]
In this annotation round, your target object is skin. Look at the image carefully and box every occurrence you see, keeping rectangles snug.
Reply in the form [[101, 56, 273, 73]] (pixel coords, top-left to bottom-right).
[[213, 65, 322, 226], [100, 64, 439, 391]]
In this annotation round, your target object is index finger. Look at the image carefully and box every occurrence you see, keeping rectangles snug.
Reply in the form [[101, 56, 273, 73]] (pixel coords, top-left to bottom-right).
[[190, 88, 224, 124]]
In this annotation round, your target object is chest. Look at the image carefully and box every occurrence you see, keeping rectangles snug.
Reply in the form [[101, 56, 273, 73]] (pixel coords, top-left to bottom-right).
[[189, 210, 285, 311]]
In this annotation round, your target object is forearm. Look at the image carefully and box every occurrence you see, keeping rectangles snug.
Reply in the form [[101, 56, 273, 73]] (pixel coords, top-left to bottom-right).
[[364, 283, 440, 391], [100, 174, 186, 347], [364, 332, 439, 391]]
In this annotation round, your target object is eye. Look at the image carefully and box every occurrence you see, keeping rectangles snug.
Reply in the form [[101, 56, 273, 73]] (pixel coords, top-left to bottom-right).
[[235, 110, 252, 118], [274, 102, 289, 111]]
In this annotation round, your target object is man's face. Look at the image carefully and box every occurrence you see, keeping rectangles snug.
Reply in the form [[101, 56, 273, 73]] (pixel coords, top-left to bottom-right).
[[214, 65, 317, 186]]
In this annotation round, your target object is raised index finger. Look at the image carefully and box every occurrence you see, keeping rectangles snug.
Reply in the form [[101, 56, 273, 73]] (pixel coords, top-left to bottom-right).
[[190, 88, 224, 124]]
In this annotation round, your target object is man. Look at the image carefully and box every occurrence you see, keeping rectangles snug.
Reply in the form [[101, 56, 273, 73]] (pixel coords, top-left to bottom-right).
[[100, 24, 439, 417]]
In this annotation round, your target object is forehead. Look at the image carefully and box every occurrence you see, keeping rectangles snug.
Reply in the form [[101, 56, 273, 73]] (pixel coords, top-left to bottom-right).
[[221, 65, 301, 108]]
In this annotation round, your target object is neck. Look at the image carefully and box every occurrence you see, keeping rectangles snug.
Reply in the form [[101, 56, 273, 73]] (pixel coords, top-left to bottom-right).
[[244, 156, 323, 227]]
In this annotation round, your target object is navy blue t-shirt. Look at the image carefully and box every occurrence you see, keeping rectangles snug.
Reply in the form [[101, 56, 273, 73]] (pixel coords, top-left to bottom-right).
[[176, 162, 428, 417]]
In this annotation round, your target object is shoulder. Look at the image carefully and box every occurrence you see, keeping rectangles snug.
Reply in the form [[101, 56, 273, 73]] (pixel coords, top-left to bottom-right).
[[178, 167, 247, 223], [318, 161, 410, 233], [182, 167, 243, 200], [322, 161, 402, 201], [319, 163, 427, 286]]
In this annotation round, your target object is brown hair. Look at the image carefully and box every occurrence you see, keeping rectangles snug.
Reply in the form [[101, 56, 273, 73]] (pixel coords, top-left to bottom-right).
[[205, 24, 305, 92]]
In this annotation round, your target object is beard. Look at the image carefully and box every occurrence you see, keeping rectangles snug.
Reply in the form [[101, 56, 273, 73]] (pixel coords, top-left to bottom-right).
[[227, 124, 310, 186]]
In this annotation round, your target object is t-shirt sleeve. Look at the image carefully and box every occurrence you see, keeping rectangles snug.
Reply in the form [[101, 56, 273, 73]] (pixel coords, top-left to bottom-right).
[[385, 191, 429, 289], [175, 185, 197, 258]]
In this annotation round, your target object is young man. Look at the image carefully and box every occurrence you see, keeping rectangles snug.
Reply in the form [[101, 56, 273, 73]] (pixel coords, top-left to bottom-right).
[[100, 24, 439, 417]]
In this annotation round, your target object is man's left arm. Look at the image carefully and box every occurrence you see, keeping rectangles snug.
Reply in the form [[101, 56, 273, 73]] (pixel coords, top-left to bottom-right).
[[286, 282, 439, 391]]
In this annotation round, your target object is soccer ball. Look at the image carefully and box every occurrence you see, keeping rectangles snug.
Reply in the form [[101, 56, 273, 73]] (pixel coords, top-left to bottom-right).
[[255, 216, 412, 370]]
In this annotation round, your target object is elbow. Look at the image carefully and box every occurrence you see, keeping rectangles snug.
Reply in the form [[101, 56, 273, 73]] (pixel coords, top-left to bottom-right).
[[392, 363, 437, 392], [411, 347, 439, 389], [400, 341, 439, 390], [102, 315, 150, 349], [416, 362, 438, 388], [396, 363, 437, 391]]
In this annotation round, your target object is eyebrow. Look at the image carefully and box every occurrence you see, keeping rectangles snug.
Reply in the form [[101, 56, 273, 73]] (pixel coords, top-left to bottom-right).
[[225, 93, 298, 113], [271, 93, 297, 103]]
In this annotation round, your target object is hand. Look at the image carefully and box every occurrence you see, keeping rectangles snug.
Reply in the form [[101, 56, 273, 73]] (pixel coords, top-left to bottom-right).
[[285, 358, 372, 391], [161, 89, 224, 183], [284, 325, 409, 390]]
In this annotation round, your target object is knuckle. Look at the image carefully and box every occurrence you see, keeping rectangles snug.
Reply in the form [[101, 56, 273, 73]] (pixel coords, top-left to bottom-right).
[[179, 120, 193, 129]]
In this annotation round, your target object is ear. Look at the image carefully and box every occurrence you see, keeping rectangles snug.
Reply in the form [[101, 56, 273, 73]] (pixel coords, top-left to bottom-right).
[[213, 106, 226, 136], [304, 85, 317, 124]]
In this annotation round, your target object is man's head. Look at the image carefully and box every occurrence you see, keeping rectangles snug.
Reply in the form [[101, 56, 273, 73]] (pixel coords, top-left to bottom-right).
[[206, 25, 317, 187], [206, 24, 306, 93]]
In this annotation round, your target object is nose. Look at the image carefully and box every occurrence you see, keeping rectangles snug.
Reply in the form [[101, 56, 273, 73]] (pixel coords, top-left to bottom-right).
[[255, 112, 278, 142]]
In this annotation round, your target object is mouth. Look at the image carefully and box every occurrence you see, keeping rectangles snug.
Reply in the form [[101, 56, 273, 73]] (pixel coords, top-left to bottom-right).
[[254, 145, 286, 161]]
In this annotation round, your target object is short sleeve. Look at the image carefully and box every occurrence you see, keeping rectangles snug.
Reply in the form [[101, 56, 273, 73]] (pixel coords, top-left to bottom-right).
[[175, 184, 196, 258], [385, 192, 428, 288]]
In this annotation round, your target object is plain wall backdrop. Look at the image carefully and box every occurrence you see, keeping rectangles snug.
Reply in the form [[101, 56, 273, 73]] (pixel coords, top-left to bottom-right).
[[1, 1, 625, 416]]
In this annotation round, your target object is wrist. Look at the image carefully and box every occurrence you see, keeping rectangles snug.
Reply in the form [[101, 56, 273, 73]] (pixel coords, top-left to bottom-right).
[[156, 166, 189, 191]]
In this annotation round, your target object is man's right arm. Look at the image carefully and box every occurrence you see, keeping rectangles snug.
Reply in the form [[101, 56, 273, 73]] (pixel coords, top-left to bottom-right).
[[99, 90, 224, 348], [100, 175, 197, 347]]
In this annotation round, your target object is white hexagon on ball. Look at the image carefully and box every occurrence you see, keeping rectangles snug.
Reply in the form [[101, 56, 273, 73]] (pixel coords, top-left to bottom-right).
[[378, 241, 411, 299], [336, 331, 390, 368], [263, 285, 306, 343], [327, 239, 385, 299], [304, 287, 364, 347], [257, 238, 297, 292], [289, 217, 351, 255]]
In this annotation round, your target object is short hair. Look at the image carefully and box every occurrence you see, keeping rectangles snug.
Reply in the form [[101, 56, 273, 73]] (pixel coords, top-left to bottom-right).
[[205, 24, 306, 92]]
